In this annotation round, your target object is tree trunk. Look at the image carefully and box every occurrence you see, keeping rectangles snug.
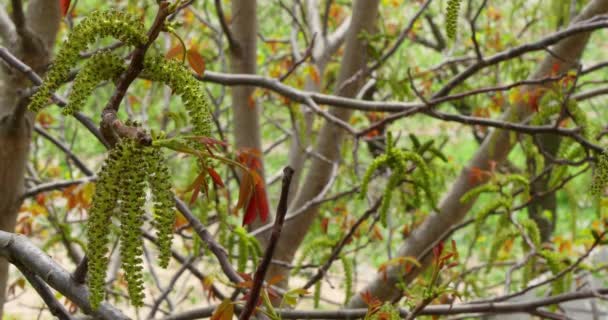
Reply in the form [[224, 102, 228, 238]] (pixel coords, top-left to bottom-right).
[[265, 0, 380, 288], [0, 1, 60, 316], [347, 0, 608, 307], [229, 0, 270, 237]]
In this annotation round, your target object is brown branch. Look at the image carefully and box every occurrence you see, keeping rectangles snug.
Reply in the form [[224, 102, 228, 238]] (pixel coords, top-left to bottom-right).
[[214, 0, 239, 54], [302, 199, 381, 290], [100, 1, 170, 146], [162, 287, 608, 319], [239, 167, 294, 320]]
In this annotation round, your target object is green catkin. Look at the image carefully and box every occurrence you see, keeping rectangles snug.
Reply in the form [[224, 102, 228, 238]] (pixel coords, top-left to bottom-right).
[[446, 0, 463, 39], [313, 281, 321, 308], [87, 145, 125, 309], [520, 218, 541, 247], [460, 184, 500, 204], [63, 52, 126, 115], [292, 237, 334, 275], [237, 234, 249, 273], [145, 147, 176, 268], [29, 9, 146, 112], [591, 152, 608, 195], [541, 250, 567, 294], [365, 303, 400, 320], [117, 141, 147, 307], [142, 54, 213, 137], [360, 132, 435, 227], [341, 256, 353, 305], [360, 155, 388, 196], [379, 168, 402, 226]]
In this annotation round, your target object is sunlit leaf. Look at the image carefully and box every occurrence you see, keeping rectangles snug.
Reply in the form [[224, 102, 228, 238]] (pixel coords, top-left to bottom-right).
[[210, 299, 234, 320], [187, 49, 206, 75]]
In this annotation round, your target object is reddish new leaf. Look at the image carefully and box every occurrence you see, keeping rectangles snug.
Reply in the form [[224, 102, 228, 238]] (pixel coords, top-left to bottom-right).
[[254, 184, 269, 222], [166, 44, 184, 60], [243, 191, 258, 226], [207, 168, 225, 188], [187, 49, 206, 75], [236, 170, 254, 212], [187, 171, 208, 205], [60, 0, 71, 17], [210, 299, 234, 320]]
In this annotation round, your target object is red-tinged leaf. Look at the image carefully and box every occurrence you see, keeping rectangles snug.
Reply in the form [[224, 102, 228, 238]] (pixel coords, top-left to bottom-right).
[[60, 0, 71, 17], [267, 275, 284, 286], [187, 49, 206, 75], [188, 171, 208, 205], [552, 62, 560, 75], [190, 136, 228, 148], [247, 95, 256, 109], [320, 217, 329, 234], [254, 184, 269, 222], [238, 272, 253, 282], [166, 44, 184, 60], [468, 166, 487, 184], [243, 192, 258, 226], [210, 299, 234, 320], [236, 171, 254, 211], [207, 168, 225, 188], [308, 65, 321, 85]]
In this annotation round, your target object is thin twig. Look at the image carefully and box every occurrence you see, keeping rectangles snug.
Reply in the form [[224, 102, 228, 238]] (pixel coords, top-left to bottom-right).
[[14, 261, 75, 320], [239, 167, 294, 320]]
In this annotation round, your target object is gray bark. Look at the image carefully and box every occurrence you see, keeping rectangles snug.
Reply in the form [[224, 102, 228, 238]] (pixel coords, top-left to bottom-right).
[[0, 1, 60, 316], [230, 0, 270, 235], [347, 0, 608, 307]]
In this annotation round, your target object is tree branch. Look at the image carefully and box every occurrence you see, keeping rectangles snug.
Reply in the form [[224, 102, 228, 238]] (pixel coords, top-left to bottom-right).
[[0, 231, 129, 320], [239, 167, 293, 320], [14, 261, 76, 320]]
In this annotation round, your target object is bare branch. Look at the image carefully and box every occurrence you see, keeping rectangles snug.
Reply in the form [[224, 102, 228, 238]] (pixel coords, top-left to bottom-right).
[[14, 261, 75, 320], [0, 231, 129, 319], [239, 167, 293, 320]]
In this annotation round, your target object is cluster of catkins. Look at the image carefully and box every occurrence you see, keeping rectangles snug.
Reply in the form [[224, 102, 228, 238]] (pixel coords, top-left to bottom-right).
[[87, 137, 175, 308], [27, 8, 216, 308], [360, 132, 435, 226]]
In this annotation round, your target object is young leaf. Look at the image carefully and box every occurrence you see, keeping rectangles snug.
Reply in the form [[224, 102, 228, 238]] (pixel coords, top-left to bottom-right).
[[166, 44, 185, 60], [60, 0, 71, 17], [210, 299, 234, 320], [187, 49, 206, 75], [207, 167, 225, 188], [254, 184, 269, 222], [187, 170, 208, 204], [243, 190, 258, 226]]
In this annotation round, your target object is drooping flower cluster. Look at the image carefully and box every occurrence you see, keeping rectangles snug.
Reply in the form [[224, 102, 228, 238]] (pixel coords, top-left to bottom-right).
[[29, 9, 146, 112], [446, 0, 463, 39], [360, 132, 435, 226], [87, 138, 176, 308]]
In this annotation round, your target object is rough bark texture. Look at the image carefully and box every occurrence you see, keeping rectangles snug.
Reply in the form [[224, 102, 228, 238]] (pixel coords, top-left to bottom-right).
[[230, 0, 269, 234], [266, 0, 380, 287], [0, 1, 60, 316], [347, 0, 608, 307]]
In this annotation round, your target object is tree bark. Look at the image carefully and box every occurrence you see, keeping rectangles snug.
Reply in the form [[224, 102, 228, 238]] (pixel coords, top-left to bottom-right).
[[265, 0, 380, 288], [229, 0, 270, 235], [0, 1, 61, 316], [347, 0, 608, 307]]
